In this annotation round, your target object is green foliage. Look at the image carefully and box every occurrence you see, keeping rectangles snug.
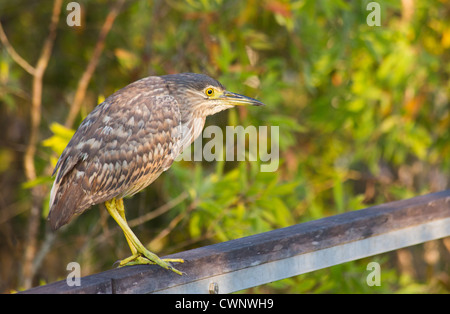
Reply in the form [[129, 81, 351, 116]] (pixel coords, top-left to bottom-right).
[[1, 0, 449, 293], [42, 122, 75, 157]]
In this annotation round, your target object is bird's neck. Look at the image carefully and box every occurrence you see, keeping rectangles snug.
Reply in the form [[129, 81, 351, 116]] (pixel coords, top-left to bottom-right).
[[179, 112, 206, 153]]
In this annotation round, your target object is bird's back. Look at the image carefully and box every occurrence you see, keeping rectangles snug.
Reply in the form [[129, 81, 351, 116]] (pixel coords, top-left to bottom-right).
[[48, 76, 185, 230]]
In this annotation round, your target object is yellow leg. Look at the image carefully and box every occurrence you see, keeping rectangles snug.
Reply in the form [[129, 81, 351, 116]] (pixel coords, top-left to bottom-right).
[[105, 198, 137, 255], [104, 198, 184, 275]]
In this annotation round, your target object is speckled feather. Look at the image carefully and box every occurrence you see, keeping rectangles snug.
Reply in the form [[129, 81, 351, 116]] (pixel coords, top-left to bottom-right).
[[49, 74, 227, 230]]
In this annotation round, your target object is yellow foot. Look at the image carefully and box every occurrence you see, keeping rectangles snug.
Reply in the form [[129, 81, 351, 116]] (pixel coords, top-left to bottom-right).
[[104, 198, 184, 275], [118, 252, 184, 275]]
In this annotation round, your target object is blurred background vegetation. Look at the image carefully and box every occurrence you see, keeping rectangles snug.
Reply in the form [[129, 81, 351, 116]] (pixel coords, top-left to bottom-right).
[[0, 0, 449, 293]]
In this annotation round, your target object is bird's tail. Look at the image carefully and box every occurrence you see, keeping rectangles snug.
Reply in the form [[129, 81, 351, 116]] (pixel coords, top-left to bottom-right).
[[48, 175, 88, 230]]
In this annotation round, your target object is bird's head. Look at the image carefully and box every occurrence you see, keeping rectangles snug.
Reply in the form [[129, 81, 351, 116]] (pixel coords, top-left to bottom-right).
[[162, 73, 264, 117]]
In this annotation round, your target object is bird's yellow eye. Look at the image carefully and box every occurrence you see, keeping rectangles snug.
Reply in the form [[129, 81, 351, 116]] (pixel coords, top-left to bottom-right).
[[205, 88, 215, 97]]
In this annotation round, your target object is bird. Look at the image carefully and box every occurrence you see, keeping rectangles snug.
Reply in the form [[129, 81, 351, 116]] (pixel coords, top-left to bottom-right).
[[48, 73, 264, 275]]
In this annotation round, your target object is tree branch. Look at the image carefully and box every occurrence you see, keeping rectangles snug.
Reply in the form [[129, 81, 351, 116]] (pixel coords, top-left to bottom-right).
[[0, 22, 36, 76], [64, 0, 126, 128], [128, 191, 189, 228], [21, 0, 63, 290], [24, 0, 63, 182]]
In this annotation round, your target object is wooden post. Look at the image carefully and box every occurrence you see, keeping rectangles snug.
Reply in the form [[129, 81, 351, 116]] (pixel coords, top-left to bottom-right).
[[21, 190, 450, 294]]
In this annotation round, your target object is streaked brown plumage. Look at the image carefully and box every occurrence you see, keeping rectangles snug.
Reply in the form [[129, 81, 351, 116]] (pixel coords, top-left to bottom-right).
[[48, 73, 263, 273]]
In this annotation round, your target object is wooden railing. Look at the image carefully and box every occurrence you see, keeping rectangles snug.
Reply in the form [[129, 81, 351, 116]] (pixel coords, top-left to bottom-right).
[[21, 190, 450, 294]]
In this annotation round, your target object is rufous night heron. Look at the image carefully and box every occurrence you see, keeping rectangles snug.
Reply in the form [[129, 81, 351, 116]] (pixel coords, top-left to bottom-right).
[[48, 73, 264, 275]]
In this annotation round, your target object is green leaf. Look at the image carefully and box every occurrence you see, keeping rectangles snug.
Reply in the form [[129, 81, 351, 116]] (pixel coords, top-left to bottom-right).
[[22, 176, 53, 189], [189, 213, 202, 238], [42, 123, 75, 155]]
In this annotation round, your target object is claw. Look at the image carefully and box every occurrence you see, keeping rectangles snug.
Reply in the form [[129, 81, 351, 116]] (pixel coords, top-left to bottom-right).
[[120, 255, 185, 275], [105, 198, 185, 275]]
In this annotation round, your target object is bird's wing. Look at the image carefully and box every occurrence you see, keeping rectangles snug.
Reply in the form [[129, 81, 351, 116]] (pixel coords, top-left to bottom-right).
[[48, 89, 182, 230]]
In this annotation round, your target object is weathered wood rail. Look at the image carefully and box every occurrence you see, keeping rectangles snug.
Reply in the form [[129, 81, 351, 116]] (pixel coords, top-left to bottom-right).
[[22, 190, 450, 294]]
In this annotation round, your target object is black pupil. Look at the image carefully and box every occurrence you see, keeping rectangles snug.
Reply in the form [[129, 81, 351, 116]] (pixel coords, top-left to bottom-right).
[[208, 89, 212, 94]]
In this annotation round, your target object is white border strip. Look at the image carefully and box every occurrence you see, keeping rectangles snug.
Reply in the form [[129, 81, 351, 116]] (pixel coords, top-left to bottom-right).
[[153, 217, 450, 294]]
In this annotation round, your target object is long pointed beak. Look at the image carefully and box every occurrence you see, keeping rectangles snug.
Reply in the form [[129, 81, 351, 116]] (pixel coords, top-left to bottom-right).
[[220, 91, 265, 106]]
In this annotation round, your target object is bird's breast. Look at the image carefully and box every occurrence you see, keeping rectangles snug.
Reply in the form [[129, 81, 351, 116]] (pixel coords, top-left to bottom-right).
[[178, 115, 206, 154]]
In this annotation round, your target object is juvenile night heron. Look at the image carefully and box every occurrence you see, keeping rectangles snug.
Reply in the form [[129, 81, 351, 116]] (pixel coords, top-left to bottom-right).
[[48, 73, 264, 275]]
